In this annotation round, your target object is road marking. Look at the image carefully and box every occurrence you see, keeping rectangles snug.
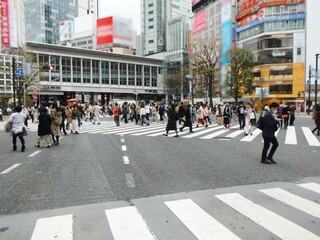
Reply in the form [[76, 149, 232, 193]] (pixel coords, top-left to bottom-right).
[[132, 128, 164, 136], [225, 130, 244, 138], [302, 127, 320, 147], [182, 125, 224, 138], [123, 156, 130, 164], [28, 150, 42, 158], [31, 214, 73, 240], [240, 129, 261, 142], [105, 206, 155, 240], [298, 182, 320, 194], [165, 199, 241, 240], [200, 129, 230, 139], [121, 138, 125, 143], [216, 193, 319, 240], [259, 188, 320, 218], [122, 145, 127, 151], [125, 173, 136, 188], [116, 125, 164, 135], [0, 164, 21, 174], [285, 126, 297, 145]]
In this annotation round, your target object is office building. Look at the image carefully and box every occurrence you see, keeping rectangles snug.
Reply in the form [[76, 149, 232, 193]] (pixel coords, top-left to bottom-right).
[[25, 0, 75, 45], [236, 0, 306, 108]]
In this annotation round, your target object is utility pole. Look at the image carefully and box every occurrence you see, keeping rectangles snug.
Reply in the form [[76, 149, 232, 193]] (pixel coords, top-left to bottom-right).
[[308, 65, 311, 107], [12, 57, 16, 109], [316, 54, 319, 106]]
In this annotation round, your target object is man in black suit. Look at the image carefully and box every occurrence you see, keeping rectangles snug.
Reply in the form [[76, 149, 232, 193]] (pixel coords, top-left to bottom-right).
[[261, 102, 280, 164], [179, 104, 193, 133]]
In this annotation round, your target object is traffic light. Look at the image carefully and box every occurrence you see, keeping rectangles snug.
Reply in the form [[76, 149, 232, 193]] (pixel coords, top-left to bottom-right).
[[42, 65, 55, 71]]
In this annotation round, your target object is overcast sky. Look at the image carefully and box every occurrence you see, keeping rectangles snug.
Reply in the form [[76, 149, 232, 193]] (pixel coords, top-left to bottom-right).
[[99, 0, 141, 33]]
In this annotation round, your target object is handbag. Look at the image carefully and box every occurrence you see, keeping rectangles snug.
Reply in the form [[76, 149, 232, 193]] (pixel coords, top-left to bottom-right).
[[22, 127, 28, 136], [282, 114, 289, 119], [250, 112, 255, 119], [12, 125, 23, 134], [4, 122, 11, 133]]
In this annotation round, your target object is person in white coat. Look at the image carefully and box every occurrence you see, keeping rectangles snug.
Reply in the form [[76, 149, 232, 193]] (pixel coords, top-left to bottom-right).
[[93, 102, 101, 125]]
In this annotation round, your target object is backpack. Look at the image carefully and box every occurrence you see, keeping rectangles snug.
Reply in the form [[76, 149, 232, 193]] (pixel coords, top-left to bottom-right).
[[312, 112, 318, 120], [255, 115, 264, 130]]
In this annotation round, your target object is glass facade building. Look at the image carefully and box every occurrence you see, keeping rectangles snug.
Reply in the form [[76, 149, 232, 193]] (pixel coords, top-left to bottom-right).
[[25, 0, 75, 45], [236, 0, 306, 108]]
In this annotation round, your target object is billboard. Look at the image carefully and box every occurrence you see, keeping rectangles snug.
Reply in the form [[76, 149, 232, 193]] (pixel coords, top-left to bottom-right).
[[221, 0, 232, 66], [1, 0, 18, 48], [96, 16, 133, 47], [97, 16, 113, 45], [192, 10, 207, 35], [192, 0, 202, 6], [60, 20, 74, 42]]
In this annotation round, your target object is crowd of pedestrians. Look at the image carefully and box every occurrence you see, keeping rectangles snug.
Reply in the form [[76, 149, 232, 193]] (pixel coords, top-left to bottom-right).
[[3, 100, 320, 165]]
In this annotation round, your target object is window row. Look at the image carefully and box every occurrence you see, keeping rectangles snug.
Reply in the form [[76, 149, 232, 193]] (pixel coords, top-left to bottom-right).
[[38, 55, 159, 87]]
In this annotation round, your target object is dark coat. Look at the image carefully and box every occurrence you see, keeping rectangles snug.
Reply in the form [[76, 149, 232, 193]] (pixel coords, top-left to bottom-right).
[[183, 108, 192, 126], [166, 108, 177, 131], [262, 111, 279, 138], [38, 113, 52, 136]]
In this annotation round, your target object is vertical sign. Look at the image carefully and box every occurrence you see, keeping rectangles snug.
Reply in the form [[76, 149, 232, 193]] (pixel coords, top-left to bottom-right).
[[8, 0, 17, 48], [1, 0, 10, 47]]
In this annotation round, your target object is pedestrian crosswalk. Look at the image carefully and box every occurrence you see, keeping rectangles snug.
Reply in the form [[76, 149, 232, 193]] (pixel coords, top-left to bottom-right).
[[1, 119, 319, 147], [77, 121, 320, 147], [2, 181, 320, 239]]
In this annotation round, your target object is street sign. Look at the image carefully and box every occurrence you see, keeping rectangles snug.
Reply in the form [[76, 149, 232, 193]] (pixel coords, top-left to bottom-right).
[[133, 88, 138, 95], [307, 79, 311, 85], [15, 69, 23, 77]]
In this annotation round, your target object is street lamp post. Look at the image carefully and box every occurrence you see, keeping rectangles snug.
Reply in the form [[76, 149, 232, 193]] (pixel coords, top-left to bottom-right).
[[308, 65, 312, 110], [316, 54, 320, 106], [12, 57, 17, 109]]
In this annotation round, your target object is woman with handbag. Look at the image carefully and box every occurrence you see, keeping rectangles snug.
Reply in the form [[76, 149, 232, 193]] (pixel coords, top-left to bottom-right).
[[8, 105, 26, 152], [245, 102, 256, 136], [35, 107, 52, 148], [50, 103, 63, 145]]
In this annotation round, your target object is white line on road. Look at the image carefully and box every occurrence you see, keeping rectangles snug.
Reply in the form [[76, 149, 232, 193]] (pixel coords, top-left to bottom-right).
[[285, 126, 297, 145], [216, 193, 319, 240], [259, 188, 320, 218], [28, 150, 42, 158], [125, 173, 136, 188], [31, 214, 73, 240], [0, 164, 21, 175], [123, 156, 130, 164], [122, 145, 127, 151], [105, 206, 155, 240], [165, 199, 241, 240], [298, 182, 320, 194], [302, 127, 320, 147], [120, 138, 125, 143]]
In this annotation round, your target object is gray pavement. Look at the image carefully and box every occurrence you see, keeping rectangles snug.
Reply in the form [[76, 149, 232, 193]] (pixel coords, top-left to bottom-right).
[[0, 114, 319, 239]]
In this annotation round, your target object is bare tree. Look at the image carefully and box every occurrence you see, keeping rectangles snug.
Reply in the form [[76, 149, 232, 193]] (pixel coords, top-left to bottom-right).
[[191, 38, 219, 108]]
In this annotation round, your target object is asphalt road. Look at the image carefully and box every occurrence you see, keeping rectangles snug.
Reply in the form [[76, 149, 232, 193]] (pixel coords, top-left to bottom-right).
[[0, 115, 319, 239]]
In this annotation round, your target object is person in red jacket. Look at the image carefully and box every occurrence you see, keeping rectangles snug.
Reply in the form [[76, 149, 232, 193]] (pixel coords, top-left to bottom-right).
[[113, 103, 120, 126]]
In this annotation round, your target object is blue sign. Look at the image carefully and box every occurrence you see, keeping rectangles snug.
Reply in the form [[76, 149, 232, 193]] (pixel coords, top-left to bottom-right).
[[15, 69, 23, 77], [307, 80, 311, 85]]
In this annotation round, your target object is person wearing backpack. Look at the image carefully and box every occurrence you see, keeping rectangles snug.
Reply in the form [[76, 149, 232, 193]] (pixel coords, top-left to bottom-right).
[[237, 101, 246, 130], [261, 102, 281, 164]]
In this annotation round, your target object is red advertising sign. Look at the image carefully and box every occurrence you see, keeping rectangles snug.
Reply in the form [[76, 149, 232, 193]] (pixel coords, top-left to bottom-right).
[[260, 0, 304, 8], [239, 0, 259, 12], [192, 10, 207, 35], [96, 16, 113, 45], [1, 0, 10, 47]]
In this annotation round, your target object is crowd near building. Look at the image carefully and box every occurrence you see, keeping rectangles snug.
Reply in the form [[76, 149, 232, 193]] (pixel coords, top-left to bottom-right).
[[0, 0, 319, 110]]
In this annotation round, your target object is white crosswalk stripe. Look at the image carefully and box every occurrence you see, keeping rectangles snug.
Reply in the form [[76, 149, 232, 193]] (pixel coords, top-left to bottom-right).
[[31, 214, 73, 240], [5, 181, 318, 240], [1, 120, 319, 147], [164, 199, 241, 240]]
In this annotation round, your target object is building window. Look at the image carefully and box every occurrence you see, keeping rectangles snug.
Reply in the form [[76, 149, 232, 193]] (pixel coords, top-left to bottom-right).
[[149, 25, 154, 29], [128, 64, 135, 86], [92, 60, 100, 84], [151, 67, 157, 87], [297, 48, 301, 56], [82, 59, 91, 84], [39, 54, 49, 82], [149, 18, 154, 22], [148, 3, 153, 7], [62, 57, 71, 82], [72, 58, 81, 83], [144, 66, 150, 87], [148, 40, 154, 43], [136, 65, 142, 86], [101, 61, 109, 84], [120, 63, 127, 85], [111, 62, 118, 85], [148, 11, 153, 14]]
